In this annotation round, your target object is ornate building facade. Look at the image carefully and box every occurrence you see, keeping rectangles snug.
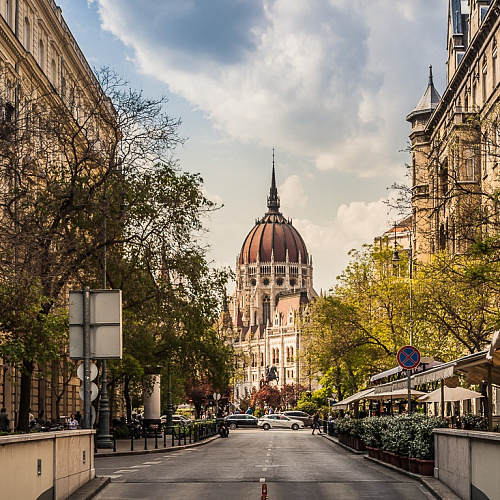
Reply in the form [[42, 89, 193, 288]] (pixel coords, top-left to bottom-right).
[[408, 0, 500, 261], [229, 160, 317, 403]]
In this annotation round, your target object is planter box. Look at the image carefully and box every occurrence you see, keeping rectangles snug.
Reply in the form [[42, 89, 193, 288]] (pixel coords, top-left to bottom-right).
[[409, 457, 419, 474], [417, 459, 435, 476], [381, 450, 391, 463], [400, 455, 410, 471], [366, 446, 380, 460], [388, 452, 401, 468]]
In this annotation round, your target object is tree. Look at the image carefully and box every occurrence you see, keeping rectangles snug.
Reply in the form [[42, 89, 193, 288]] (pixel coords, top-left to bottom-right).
[[0, 68, 231, 430]]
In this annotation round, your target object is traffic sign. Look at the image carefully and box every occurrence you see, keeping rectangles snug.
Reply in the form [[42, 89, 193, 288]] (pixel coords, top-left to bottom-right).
[[397, 345, 421, 370]]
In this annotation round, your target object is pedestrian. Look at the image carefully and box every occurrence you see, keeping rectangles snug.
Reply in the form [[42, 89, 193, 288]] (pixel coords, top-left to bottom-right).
[[67, 413, 78, 430], [0, 407, 10, 432], [75, 411, 82, 424], [246, 407, 253, 415], [312, 412, 322, 435]]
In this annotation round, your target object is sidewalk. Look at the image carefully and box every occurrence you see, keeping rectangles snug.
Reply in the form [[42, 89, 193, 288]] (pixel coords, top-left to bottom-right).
[[68, 434, 219, 499], [319, 433, 461, 500]]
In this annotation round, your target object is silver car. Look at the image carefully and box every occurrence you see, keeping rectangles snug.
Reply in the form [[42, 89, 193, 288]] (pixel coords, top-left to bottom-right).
[[258, 414, 304, 430]]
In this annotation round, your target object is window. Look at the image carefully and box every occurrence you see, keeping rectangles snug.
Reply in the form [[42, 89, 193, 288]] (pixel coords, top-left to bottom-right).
[[24, 17, 30, 51], [493, 41, 497, 88], [263, 295, 270, 325], [5, 0, 10, 27], [482, 58, 487, 103], [51, 59, 57, 85], [38, 39, 45, 71]]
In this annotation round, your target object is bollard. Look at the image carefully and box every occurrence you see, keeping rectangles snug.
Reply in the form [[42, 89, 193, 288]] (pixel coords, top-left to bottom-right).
[[113, 428, 116, 453], [262, 483, 268, 500], [155, 427, 158, 449], [130, 426, 134, 452], [144, 427, 147, 450]]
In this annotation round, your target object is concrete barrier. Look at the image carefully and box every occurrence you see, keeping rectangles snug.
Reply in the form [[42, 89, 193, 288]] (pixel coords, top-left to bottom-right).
[[0, 430, 95, 500], [434, 428, 500, 500]]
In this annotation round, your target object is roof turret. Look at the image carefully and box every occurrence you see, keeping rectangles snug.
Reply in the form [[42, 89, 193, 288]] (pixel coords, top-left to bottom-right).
[[406, 66, 441, 123]]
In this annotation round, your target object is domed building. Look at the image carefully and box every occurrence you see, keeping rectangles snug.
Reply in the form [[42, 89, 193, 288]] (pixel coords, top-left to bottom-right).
[[229, 158, 317, 403]]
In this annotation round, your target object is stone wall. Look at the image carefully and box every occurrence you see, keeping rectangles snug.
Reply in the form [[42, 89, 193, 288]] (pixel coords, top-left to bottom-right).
[[0, 430, 95, 500]]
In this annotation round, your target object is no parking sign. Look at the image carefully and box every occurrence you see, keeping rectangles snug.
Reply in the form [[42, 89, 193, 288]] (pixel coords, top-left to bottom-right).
[[397, 345, 421, 370]]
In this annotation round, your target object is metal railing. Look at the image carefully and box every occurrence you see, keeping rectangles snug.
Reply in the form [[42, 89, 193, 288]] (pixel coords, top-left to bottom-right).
[[101, 420, 218, 453]]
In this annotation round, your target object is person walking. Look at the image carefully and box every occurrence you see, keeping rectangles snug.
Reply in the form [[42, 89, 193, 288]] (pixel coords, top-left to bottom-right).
[[0, 408, 11, 432], [312, 412, 322, 435]]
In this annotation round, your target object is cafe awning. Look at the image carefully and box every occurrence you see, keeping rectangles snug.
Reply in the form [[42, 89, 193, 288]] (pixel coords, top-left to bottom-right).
[[332, 388, 375, 409]]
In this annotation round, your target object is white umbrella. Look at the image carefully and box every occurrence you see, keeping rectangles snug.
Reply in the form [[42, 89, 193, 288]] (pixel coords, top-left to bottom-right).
[[417, 386, 483, 403], [365, 388, 427, 400]]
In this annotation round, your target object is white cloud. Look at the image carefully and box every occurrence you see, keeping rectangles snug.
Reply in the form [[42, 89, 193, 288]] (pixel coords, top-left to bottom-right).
[[293, 197, 391, 287], [94, 0, 446, 179], [279, 175, 308, 212]]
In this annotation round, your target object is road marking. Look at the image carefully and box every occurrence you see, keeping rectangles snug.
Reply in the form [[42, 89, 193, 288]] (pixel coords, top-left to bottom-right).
[[143, 461, 162, 464], [260, 478, 266, 482], [113, 470, 138, 473], [131, 465, 151, 468], [266, 453, 270, 456], [267, 448, 271, 450], [265, 460, 269, 463], [262, 468, 267, 472]]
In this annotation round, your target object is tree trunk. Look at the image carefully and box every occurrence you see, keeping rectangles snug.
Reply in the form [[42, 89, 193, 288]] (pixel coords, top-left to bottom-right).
[[124, 374, 131, 422], [18, 360, 34, 432]]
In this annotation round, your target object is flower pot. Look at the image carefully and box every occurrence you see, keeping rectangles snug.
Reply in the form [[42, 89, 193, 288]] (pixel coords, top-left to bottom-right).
[[381, 450, 390, 463], [366, 446, 381, 459], [400, 456, 410, 471], [409, 457, 419, 474], [388, 452, 401, 468], [417, 459, 435, 476]]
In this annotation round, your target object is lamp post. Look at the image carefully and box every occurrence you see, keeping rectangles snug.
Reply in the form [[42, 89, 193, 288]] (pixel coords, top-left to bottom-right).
[[392, 221, 415, 415]]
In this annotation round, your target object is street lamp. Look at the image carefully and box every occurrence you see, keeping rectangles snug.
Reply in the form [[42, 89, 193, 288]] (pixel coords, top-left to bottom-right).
[[392, 220, 415, 414]]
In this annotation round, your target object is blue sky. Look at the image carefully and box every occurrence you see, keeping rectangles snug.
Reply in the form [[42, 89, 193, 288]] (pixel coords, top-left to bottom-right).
[[57, 0, 448, 293]]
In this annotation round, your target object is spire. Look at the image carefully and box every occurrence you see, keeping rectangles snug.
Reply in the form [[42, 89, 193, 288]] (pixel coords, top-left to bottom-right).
[[267, 149, 280, 213], [406, 65, 441, 123]]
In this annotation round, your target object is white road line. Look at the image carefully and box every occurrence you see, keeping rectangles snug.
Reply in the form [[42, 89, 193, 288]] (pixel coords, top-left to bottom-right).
[[262, 468, 267, 472], [131, 465, 151, 468], [143, 461, 162, 464], [265, 460, 269, 463], [260, 478, 266, 482], [266, 453, 270, 456], [113, 470, 138, 473]]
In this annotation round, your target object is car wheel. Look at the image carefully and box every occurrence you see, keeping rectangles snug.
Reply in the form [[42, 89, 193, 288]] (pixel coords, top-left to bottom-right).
[[263, 423, 270, 431], [292, 423, 299, 430], [229, 423, 237, 430]]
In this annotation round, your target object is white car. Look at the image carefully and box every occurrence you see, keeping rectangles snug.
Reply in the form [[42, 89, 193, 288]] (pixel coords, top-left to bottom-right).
[[160, 414, 192, 426], [258, 414, 304, 430]]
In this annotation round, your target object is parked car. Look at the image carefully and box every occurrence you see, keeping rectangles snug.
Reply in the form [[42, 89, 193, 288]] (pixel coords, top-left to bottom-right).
[[160, 414, 192, 426], [258, 414, 304, 430], [224, 414, 259, 429], [281, 411, 313, 427]]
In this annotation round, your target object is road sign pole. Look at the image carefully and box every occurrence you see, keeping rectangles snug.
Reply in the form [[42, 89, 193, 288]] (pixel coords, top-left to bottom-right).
[[83, 286, 91, 429], [407, 369, 412, 415]]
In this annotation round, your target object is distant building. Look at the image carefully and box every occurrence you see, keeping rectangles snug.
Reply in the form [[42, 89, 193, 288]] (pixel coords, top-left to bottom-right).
[[227, 158, 318, 403]]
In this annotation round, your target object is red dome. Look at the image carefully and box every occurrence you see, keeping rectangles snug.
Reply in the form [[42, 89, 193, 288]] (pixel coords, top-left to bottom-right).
[[239, 212, 308, 265]]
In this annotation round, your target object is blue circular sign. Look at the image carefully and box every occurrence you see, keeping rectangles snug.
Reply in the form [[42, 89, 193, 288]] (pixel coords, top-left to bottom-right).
[[397, 345, 421, 369]]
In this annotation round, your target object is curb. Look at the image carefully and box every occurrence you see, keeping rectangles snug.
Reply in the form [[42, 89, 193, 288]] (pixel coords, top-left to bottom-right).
[[67, 477, 111, 500], [320, 434, 460, 500]]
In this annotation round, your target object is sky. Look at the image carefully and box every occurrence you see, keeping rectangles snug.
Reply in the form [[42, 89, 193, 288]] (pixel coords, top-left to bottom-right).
[[56, 0, 448, 293]]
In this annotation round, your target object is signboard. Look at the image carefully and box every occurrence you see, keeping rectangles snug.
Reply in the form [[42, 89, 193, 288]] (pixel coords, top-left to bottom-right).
[[69, 289, 122, 359], [397, 345, 421, 370]]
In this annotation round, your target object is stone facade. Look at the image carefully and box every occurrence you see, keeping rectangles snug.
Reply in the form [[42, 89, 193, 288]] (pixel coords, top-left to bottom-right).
[[0, 1, 116, 425], [228, 160, 318, 403], [408, 0, 500, 262]]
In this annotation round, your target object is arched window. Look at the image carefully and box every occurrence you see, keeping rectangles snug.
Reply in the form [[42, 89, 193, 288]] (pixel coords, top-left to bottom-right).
[[5, 0, 10, 27], [290, 347, 294, 362], [262, 295, 270, 325], [51, 59, 57, 85], [38, 39, 45, 71], [24, 17, 30, 50], [275, 349, 280, 364]]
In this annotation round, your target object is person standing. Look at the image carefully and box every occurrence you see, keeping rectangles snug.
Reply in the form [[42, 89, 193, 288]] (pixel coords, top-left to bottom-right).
[[312, 412, 322, 435], [0, 408, 11, 432], [67, 413, 78, 430]]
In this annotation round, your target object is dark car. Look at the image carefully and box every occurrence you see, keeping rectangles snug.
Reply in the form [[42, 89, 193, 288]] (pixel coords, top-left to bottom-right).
[[281, 411, 313, 427], [224, 414, 259, 429]]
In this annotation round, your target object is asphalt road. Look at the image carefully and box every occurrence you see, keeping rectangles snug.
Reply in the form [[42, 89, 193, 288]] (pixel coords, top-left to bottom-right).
[[94, 429, 435, 500]]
